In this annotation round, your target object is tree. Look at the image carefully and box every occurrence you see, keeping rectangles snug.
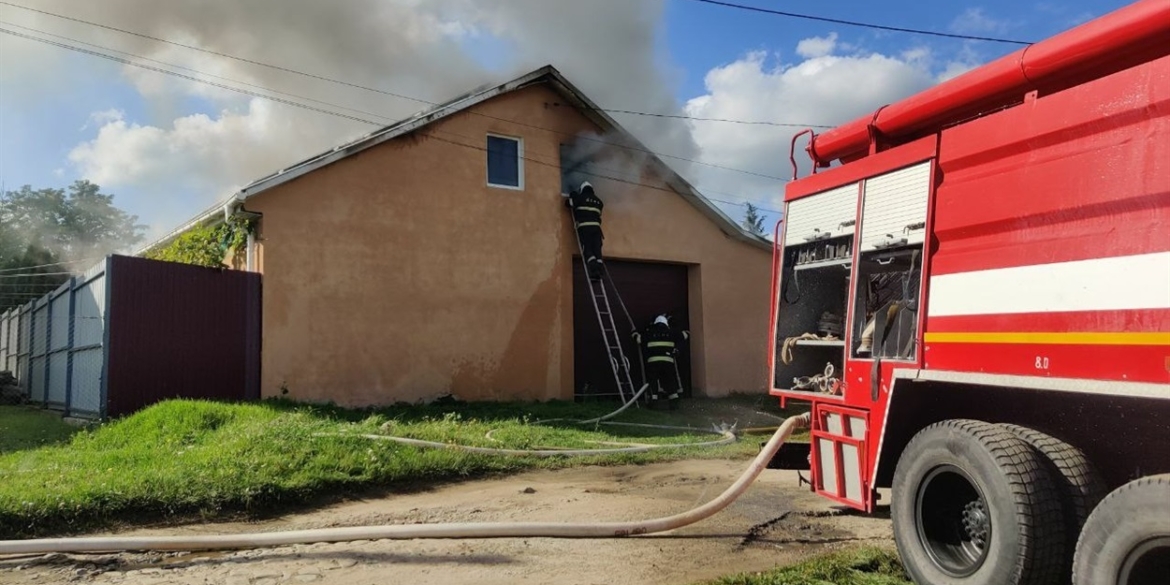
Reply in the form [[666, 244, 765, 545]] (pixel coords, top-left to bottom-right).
[[742, 202, 766, 236], [0, 181, 146, 313]]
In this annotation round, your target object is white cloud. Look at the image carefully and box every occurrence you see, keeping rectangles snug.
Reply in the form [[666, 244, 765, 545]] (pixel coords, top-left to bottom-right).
[[8, 0, 695, 236], [68, 101, 365, 196], [938, 60, 978, 82], [795, 33, 838, 59], [684, 46, 946, 217], [950, 7, 1011, 35]]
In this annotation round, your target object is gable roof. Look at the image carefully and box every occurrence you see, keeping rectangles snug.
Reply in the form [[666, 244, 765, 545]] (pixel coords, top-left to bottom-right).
[[138, 65, 770, 254]]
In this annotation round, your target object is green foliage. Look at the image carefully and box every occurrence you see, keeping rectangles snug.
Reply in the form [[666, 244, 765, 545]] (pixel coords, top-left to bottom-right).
[[701, 547, 910, 585], [743, 202, 766, 236], [0, 181, 145, 312], [0, 397, 807, 537], [143, 216, 254, 268]]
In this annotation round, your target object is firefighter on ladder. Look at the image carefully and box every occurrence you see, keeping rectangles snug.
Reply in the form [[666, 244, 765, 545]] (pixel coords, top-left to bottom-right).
[[565, 180, 605, 280], [632, 314, 689, 410]]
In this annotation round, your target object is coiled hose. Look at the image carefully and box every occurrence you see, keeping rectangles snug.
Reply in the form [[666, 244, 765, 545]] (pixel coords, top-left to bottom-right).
[[0, 413, 811, 555]]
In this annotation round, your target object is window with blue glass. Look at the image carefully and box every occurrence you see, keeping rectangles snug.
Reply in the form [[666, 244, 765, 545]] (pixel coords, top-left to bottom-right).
[[486, 134, 522, 189]]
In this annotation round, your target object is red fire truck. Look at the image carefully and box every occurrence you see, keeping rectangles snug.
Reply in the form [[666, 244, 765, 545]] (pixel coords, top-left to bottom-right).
[[768, 2, 1169, 584]]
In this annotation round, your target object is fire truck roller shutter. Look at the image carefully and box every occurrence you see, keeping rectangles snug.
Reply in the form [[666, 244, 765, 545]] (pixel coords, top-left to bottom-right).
[[852, 161, 931, 361], [891, 419, 1066, 585], [783, 183, 858, 247]]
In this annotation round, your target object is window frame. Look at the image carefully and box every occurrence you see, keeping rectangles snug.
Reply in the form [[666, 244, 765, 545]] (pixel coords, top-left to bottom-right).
[[485, 133, 524, 191]]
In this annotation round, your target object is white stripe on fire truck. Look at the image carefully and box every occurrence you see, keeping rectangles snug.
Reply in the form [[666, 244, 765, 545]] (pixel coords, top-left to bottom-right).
[[927, 251, 1170, 317]]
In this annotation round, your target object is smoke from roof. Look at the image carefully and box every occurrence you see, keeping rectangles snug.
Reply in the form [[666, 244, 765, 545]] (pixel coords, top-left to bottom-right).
[[5, 0, 697, 235]]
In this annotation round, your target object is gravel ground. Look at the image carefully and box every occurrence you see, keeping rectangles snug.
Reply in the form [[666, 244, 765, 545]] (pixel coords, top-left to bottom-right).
[[0, 459, 894, 585]]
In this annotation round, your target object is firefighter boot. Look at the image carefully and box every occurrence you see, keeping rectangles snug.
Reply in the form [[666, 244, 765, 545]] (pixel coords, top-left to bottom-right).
[[668, 393, 680, 410]]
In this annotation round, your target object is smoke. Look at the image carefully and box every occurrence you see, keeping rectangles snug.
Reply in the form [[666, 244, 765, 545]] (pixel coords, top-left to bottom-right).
[[5, 0, 696, 234], [461, 0, 699, 173], [559, 129, 659, 204]]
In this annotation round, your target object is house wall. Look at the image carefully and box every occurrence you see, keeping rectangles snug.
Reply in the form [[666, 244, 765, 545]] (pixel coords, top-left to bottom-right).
[[246, 83, 771, 406]]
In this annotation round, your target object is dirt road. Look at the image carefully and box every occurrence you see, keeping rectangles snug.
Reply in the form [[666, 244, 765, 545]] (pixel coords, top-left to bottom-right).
[[0, 460, 893, 585]]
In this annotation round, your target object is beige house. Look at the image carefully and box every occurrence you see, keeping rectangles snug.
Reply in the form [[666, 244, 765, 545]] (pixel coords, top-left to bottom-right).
[[144, 65, 773, 407]]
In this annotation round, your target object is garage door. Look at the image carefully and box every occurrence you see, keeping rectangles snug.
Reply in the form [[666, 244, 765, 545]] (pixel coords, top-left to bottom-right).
[[573, 258, 691, 401]]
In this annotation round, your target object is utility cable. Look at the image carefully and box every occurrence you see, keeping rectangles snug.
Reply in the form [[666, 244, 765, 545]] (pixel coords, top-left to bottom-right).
[[0, 2, 836, 130], [4, 24, 785, 214], [601, 108, 833, 128], [0, 23, 787, 183], [423, 130, 784, 215], [0, 258, 103, 274], [426, 123, 783, 211], [0, 27, 381, 126], [0, 271, 74, 279], [0, 20, 402, 125], [685, 0, 1033, 45]]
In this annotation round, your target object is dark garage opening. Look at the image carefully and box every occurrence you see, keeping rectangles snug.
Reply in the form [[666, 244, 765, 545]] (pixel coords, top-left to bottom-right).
[[572, 258, 691, 402]]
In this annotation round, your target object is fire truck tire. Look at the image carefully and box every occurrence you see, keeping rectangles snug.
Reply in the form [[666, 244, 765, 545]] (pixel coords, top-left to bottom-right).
[[891, 419, 1065, 585], [1071, 474, 1170, 585], [1000, 423, 1107, 580]]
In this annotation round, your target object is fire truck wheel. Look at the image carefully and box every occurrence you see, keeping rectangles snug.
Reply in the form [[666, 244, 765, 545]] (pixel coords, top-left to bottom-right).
[[1000, 423, 1107, 580], [891, 419, 1065, 585], [1072, 474, 1170, 585]]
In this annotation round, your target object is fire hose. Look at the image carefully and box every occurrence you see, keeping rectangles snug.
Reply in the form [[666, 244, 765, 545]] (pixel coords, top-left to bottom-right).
[[0, 413, 811, 555]]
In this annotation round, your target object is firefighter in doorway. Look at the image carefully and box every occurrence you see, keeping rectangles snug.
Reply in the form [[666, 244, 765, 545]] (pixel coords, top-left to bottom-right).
[[565, 181, 605, 280], [632, 314, 689, 409]]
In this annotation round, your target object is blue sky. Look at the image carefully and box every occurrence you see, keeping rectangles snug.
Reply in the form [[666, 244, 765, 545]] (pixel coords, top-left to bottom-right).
[[0, 0, 1123, 242]]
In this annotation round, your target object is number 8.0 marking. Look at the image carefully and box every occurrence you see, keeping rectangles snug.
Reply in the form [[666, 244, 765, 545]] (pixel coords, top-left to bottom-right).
[[1035, 356, 1050, 370]]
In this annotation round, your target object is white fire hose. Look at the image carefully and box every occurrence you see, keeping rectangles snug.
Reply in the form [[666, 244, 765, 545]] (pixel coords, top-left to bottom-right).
[[0, 412, 811, 555], [369, 384, 736, 456]]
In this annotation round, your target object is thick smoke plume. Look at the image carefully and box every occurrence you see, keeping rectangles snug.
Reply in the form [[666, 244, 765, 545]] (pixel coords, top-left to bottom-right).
[[5, 0, 698, 235]]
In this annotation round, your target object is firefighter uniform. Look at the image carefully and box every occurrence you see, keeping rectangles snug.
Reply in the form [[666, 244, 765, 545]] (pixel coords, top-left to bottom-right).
[[633, 315, 689, 408], [566, 181, 605, 280]]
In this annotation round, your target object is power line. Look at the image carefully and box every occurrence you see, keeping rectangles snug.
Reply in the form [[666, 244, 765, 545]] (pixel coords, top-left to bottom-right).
[[685, 0, 1033, 45], [0, 20, 402, 125], [0, 258, 102, 274], [1, 23, 787, 183], [422, 131, 784, 215], [601, 109, 832, 129], [1, 23, 786, 213], [0, 1, 835, 130], [0, 27, 381, 127], [0, 272, 74, 279], [430, 125, 785, 213]]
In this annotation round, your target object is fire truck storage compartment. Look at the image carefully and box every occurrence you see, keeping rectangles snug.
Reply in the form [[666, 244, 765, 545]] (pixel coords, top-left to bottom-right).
[[811, 403, 869, 509], [850, 161, 931, 361], [773, 183, 858, 392]]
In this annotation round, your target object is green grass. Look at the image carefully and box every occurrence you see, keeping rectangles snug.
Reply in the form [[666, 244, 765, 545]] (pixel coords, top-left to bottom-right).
[[0, 406, 81, 454], [698, 547, 911, 585], [0, 395, 807, 538]]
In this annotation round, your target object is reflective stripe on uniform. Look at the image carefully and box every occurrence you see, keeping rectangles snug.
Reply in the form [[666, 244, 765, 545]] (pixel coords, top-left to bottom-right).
[[648, 356, 675, 364], [577, 206, 601, 214], [576, 222, 601, 228], [647, 341, 674, 348]]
